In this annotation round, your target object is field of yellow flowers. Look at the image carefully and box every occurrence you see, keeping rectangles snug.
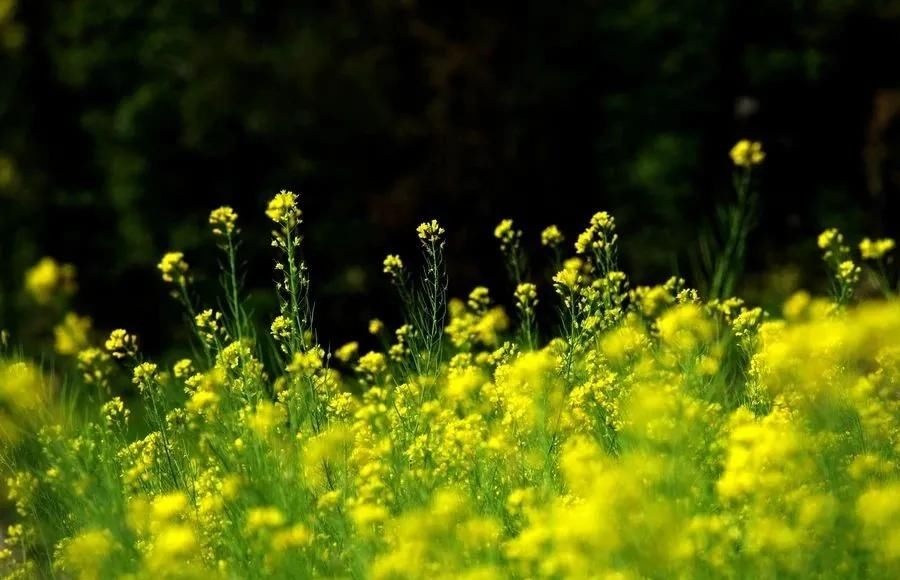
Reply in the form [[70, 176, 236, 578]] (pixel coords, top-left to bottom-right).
[[2, 142, 900, 578]]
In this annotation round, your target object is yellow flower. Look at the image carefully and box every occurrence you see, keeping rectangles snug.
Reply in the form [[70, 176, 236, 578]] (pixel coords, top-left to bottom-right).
[[782, 290, 811, 321], [859, 237, 895, 260], [335, 341, 359, 363], [515, 283, 538, 312], [0, 361, 45, 445], [468, 286, 491, 312], [195, 309, 224, 343], [553, 261, 584, 291], [172, 358, 194, 379], [729, 139, 765, 167], [272, 524, 311, 551], [157, 251, 190, 285], [151, 492, 190, 523], [147, 524, 198, 569], [368, 318, 384, 335], [244, 401, 286, 437], [351, 503, 388, 529], [540, 225, 564, 248], [356, 351, 387, 377], [132, 362, 159, 393], [494, 219, 520, 250], [416, 219, 445, 243], [818, 228, 842, 251], [101, 397, 130, 427], [56, 528, 115, 579], [574, 211, 617, 255], [105, 329, 138, 359], [837, 260, 861, 286], [209, 206, 239, 236], [245, 506, 286, 533], [24, 257, 77, 304], [383, 254, 404, 279], [266, 190, 301, 226], [287, 347, 324, 375], [53, 312, 92, 355], [186, 390, 220, 417]]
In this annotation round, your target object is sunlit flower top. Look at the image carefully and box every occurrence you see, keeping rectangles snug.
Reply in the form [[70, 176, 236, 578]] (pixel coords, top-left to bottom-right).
[[266, 190, 301, 226]]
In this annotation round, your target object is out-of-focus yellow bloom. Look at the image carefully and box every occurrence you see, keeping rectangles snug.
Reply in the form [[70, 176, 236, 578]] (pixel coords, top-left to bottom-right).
[[0, 360, 46, 446], [783, 290, 811, 321], [287, 347, 324, 375], [53, 312, 92, 355], [729, 139, 765, 167], [540, 225, 564, 248], [151, 492, 189, 524], [244, 401, 286, 438], [356, 351, 387, 377], [368, 318, 384, 335], [246, 506, 286, 533], [271, 523, 311, 551], [838, 260, 861, 286], [335, 341, 359, 363], [24, 257, 77, 304], [55, 528, 114, 579], [859, 237, 895, 260]]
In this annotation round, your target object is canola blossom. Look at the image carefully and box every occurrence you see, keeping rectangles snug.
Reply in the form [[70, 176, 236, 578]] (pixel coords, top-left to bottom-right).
[[2, 145, 900, 578]]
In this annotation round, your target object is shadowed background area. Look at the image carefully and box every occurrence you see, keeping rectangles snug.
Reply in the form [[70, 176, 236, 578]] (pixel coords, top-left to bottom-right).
[[2, 0, 899, 354]]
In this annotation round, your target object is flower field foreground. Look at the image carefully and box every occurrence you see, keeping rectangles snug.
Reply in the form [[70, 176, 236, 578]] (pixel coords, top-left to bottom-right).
[[3, 151, 900, 578]]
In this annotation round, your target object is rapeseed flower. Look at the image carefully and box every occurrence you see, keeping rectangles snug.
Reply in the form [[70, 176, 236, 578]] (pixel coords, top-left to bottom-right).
[[24, 257, 76, 304], [730, 139, 765, 167], [540, 225, 564, 248], [266, 190, 301, 226], [209, 205, 239, 236], [8, 166, 900, 578], [416, 219, 445, 243], [53, 312, 92, 355], [157, 251, 190, 285], [859, 237, 895, 260], [104, 329, 137, 359]]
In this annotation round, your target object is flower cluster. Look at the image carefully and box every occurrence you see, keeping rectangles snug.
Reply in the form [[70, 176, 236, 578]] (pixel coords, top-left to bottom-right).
[[104, 329, 137, 359], [24, 257, 77, 304], [860, 237, 895, 260], [540, 224, 564, 248], [265, 190, 301, 226], [209, 206, 239, 236], [729, 139, 765, 167], [416, 219, 444, 243], [382, 254, 404, 280], [157, 251, 190, 285], [4, 172, 900, 579]]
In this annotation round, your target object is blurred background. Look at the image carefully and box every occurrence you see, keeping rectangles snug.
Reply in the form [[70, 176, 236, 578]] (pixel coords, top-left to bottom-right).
[[1, 0, 899, 355]]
